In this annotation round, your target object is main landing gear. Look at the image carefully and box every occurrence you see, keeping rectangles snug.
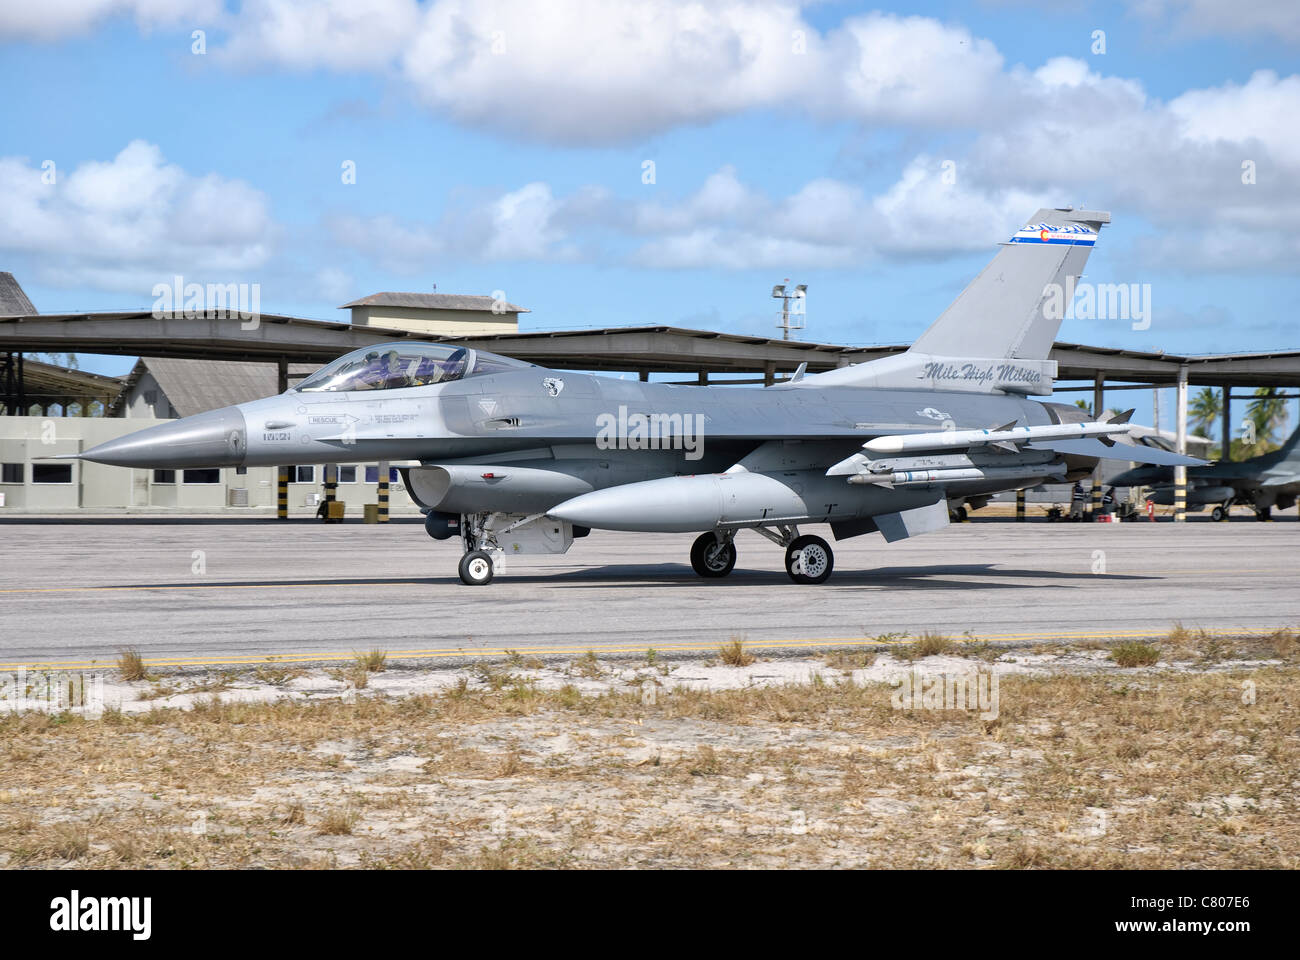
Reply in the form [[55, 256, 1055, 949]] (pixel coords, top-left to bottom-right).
[[689, 526, 835, 584], [457, 513, 500, 586], [690, 532, 737, 578]]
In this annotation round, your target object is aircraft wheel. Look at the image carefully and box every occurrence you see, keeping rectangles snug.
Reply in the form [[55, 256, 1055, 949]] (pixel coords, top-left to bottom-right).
[[1211, 505, 1226, 522], [1255, 506, 1272, 522], [785, 535, 834, 584], [690, 533, 736, 578], [458, 550, 495, 586]]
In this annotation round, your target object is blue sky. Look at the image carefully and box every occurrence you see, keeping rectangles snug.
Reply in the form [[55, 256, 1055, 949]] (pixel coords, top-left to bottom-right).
[[2, 0, 1298, 430]]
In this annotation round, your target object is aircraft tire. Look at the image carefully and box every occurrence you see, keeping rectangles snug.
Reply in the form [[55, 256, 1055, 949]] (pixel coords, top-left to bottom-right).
[[690, 533, 736, 578], [1211, 505, 1226, 522], [458, 550, 495, 585], [785, 535, 834, 584], [1256, 506, 1272, 522]]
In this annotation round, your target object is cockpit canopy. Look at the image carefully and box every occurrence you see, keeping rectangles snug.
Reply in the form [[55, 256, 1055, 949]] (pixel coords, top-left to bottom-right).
[[296, 343, 531, 393]]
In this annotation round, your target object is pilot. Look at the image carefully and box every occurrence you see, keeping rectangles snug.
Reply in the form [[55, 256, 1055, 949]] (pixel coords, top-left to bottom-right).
[[381, 350, 405, 388]]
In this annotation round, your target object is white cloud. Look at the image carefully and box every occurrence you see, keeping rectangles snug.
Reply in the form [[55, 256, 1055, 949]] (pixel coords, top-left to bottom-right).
[[0, 0, 220, 40], [0, 141, 274, 292], [1126, 0, 1300, 44], [216, 0, 421, 70], [398, 0, 814, 143]]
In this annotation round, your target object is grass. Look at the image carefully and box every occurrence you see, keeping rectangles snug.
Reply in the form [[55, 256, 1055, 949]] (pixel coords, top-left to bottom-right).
[[116, 648, 148, 682], [896, 632, 954, 661], [317, 805, 359, 836], [356, 649, 388, 673], [1110, 641, 1160, 668], [571, 651, 604, 678], [719, 637, 754, 667], [0, 651, 1295, 870]]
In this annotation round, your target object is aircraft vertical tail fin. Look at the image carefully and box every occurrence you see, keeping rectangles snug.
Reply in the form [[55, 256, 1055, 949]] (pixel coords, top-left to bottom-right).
[[909, 207, 1110, 361], [799, 207, 1109, 395]]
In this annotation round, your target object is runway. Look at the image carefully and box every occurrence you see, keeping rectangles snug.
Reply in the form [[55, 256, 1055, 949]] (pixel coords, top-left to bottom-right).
[[0, 518, 1296, 668]]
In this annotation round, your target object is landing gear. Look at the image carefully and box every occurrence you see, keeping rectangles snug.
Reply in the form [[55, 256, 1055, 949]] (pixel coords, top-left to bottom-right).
[[784, 534, 834, 585], [1255, 505, 1272, 522], [1211, 501, 1232, 522], [458, 550, 495, 586], [457, 512, 501, 585], [689, 532, 737, 578]]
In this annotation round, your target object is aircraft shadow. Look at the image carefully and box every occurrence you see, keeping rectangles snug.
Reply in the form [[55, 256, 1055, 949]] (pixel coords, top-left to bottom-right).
[[502, 562, 1159, 588], [67, 564, 1158, 592]]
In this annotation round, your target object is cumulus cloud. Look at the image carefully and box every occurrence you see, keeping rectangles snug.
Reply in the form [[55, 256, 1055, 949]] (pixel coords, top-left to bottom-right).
[[330, 162, 1055, 272], [0, 0, 220, 40], [327, 180, 592, 271], [0, 141, 274, 292], [11, 2, 1300, 277], [215, 0, 421, 70], [1125, 0, 1300, 44]]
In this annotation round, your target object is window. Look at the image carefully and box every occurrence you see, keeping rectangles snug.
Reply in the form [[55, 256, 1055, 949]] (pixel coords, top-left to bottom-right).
[[364, 466, 377, 483], [235, 466, 247, 476], [32, 463, 73, 484], [153, 469, 175, 484], [183, 468, 221, 484], [1, 463, 22, 483], [295, 465, 315, 483], [296, 343, 532, 393], [338, 465, 357, 483]]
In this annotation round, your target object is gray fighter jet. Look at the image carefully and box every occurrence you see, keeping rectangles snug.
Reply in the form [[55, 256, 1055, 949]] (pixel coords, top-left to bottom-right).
[[67, 207, 1200, 584], [1110, 424, 1300, 520]]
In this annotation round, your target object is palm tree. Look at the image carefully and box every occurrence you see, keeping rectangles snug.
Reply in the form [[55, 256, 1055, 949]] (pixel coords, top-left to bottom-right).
[[1245, 388, 1288, 454], [1190, 387, 1223, 458]]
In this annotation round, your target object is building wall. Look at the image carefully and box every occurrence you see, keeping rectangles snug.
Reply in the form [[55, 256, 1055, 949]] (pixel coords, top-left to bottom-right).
[[119, 370, 174, 419], [0, 417, 418, 514], [351, 305, 519, 336]]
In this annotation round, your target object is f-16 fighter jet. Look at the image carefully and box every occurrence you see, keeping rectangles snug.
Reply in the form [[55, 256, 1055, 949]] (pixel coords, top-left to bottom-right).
[[1111, 423, 1300, 521], [69, 207, 1200, 584]]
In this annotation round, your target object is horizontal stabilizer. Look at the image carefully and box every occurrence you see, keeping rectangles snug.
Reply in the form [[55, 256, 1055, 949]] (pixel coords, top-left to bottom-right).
[[1028, 438, 1205, 466]]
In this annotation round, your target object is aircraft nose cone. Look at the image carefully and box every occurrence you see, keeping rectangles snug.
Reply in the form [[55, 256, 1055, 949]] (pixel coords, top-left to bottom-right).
[[76, 406, 248, 468]]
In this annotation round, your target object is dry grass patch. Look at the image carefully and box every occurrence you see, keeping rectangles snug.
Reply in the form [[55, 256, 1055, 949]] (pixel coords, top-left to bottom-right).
[[896, 631, 954, 661], [356, 649, 388, 673], [1110, 641, 1160, 667], [318, 805, 360, 836], [0, 664, 1295, 869], [116, 648, 148, 682], [719, 637, 755, 667]]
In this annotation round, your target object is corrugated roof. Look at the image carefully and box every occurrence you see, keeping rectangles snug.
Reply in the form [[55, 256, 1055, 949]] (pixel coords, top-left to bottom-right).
[[0, 272, 36, 316], [112, 358, 318, 417], [340, 292, 529, 313]]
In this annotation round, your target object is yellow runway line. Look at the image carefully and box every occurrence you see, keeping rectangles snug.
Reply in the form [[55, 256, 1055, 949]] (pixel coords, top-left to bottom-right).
[[0, 626, 1288, 672]]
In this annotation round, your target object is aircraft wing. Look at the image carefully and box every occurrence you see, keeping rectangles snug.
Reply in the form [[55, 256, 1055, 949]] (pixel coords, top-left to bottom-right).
[[1029, 438, 1205, 466]]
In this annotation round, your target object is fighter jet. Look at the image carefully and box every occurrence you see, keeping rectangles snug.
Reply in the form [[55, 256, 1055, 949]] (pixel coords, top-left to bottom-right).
[[1110, 424, 1300, 521], [68, 207, 1200, 584]]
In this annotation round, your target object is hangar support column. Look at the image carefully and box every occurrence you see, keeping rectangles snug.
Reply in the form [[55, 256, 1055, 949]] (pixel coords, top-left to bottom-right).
[[1091, 374, 1105, 517], [1174, 366, 1189, 522], [377, 460, 390, 523], [1221, 383, 1232, 463], [277, 358, 289, 521]]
